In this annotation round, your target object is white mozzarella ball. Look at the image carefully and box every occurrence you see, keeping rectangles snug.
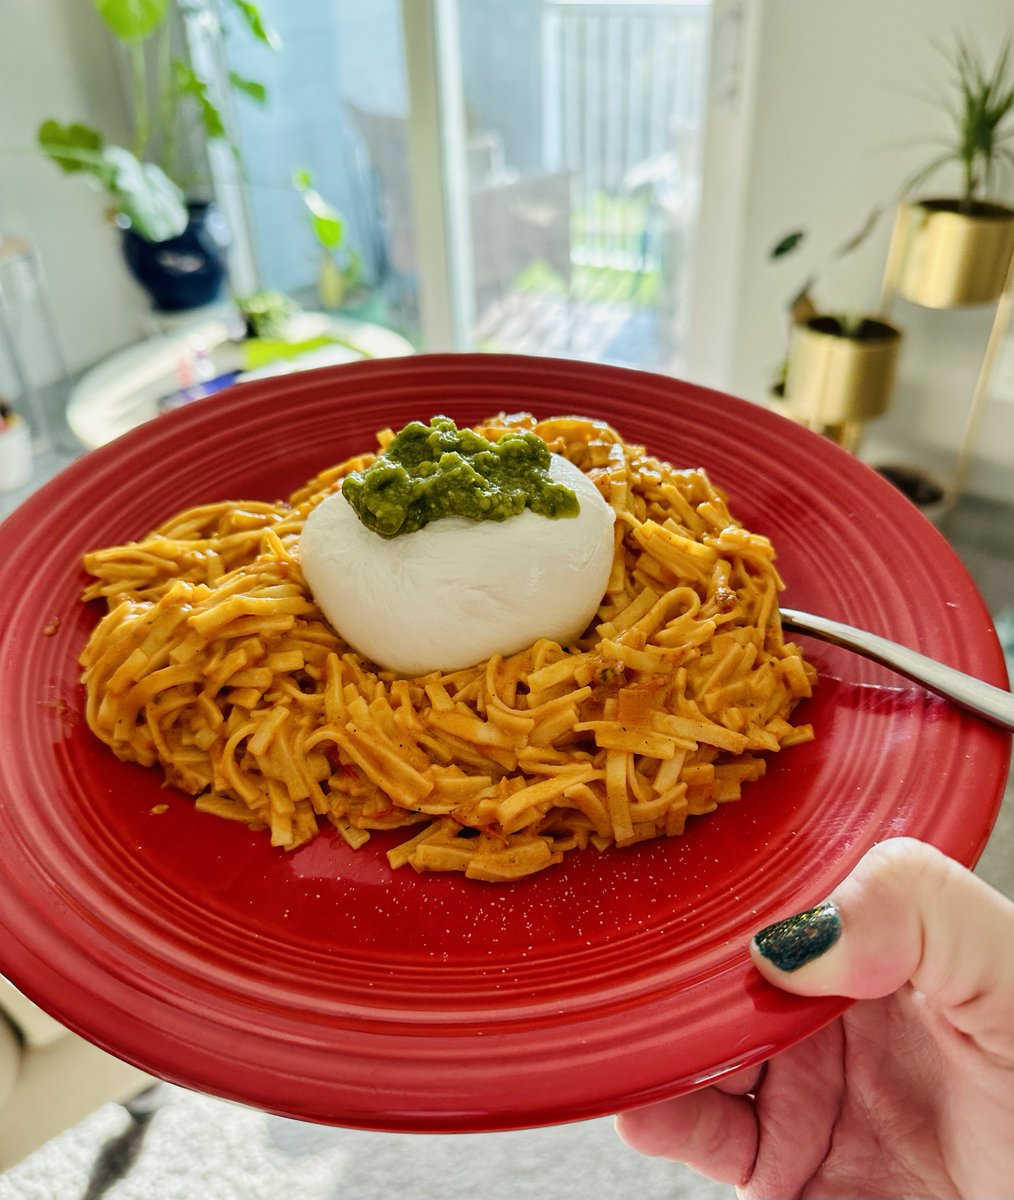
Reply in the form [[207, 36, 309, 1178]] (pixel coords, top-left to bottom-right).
[[299, 453, 615, 676]]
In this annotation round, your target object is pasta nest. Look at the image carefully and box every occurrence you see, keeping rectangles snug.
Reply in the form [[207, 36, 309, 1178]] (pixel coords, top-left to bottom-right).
[[79, 414, 816, 882]]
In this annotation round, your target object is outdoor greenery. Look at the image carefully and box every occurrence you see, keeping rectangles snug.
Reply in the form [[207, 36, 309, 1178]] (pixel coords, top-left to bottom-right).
[[516, 261, 661, 308], [37, 0, 278, 241], [515, 192, 664, 308]]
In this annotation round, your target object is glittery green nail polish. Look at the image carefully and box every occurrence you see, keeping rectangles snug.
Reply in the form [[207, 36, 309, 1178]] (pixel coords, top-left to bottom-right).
[[753, 900, 841, 972]]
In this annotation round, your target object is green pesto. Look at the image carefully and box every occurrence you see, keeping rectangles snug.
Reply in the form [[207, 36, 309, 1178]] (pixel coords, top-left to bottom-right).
[[341, 416, 580, 538]]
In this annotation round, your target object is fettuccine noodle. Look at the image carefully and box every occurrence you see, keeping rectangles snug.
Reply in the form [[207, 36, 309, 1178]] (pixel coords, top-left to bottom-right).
[[79, 415, 815, 882]]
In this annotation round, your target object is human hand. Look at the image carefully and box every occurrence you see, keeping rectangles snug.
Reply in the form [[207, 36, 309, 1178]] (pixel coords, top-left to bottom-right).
[[615, 837, 1014, 1199]]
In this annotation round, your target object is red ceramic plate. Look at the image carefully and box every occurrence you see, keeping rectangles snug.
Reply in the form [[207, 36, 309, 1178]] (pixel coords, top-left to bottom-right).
[[0, 355, 1008, 1132]]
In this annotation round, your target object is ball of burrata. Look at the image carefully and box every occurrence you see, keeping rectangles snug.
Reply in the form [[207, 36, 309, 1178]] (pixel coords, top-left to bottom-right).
[[299, 453, 615, 676]]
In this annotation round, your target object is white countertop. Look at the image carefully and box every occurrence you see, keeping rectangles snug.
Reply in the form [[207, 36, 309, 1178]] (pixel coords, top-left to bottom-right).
[[66, 311, 414, 451]]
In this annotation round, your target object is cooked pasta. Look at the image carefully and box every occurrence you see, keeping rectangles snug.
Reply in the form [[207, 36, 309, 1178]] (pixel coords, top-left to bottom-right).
[[79, 415, 816, 881]]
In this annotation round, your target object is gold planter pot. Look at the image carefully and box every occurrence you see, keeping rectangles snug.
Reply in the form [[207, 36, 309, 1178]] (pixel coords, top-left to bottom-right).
[[782, 315, 902, 444], [884, 199, 1014, 308]]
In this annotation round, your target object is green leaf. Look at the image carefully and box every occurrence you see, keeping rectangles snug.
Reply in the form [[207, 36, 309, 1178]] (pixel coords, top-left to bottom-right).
[[293, 169, 345, 249], [770, 230, 805, 259], [228, 71, 267, 105], [38, 120, 106, 175], [900, 151, 961, 199], [222, 0, 281, 50], [93, 0, 168, 41], [242, 334, 342, 372], [236, 289, 297, 339], [172, 60, 228, 141], [832, 206, 882, 259], [105, 147, 189, 241], [311, 209, 344, 250], [38, 121, 187, 240]]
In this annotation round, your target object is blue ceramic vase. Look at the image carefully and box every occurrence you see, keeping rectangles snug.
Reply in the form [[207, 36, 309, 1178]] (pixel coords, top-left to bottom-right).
[[120, 200, 230, 312]]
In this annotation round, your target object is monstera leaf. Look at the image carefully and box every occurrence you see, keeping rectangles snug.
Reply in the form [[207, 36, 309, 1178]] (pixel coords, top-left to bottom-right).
[[105, 148, 189, 242], [41, 2, 276, 243], [38, 122, 187, 242], [37, 120, 108, 176], [93, 0, 169, 41]]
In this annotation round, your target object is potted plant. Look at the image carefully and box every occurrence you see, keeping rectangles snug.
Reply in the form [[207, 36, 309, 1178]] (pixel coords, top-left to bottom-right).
[[37, 0, 278, 311], [768, 213, 903, 449], [292, 169, 365, 313], [229, 175, 375, 372], [884, 36, 1014, 308]]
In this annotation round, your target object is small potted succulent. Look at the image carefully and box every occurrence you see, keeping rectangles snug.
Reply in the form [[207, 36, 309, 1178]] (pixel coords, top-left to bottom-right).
[[885, 36, 1014, 308], [37, 0, 278, 311]]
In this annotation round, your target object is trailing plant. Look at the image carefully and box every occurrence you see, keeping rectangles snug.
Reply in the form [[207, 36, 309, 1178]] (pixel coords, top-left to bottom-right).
[[769, 207, 882, 325], [767, 208, 884, 392], [37, 0, 278, 242], [233, 287, 376, 368], [905, 35, 1014, 209], [293, 169, 363, 310]]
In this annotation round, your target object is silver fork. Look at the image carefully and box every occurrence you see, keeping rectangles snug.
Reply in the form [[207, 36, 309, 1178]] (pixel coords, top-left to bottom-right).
[[781, 608, 1014, 733]]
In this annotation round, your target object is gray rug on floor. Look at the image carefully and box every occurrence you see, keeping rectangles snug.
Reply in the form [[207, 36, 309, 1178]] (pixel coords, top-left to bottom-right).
[[0, 1088, 735, 1200]]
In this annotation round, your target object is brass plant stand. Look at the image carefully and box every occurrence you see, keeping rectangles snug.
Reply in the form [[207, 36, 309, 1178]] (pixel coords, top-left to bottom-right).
[[878, 201, 1014, 508], [779, 315, 902, 454]]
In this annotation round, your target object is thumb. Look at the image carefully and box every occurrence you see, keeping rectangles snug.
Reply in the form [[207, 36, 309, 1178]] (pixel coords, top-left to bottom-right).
[[750, 837, 1014, 1059]]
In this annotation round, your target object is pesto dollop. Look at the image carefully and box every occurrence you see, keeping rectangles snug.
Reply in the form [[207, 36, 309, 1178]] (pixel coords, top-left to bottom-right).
[[341, 416, 580, 538]]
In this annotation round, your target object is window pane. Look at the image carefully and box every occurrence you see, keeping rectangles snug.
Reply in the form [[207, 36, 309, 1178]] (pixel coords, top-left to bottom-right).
[[214, 0, 709, 371], [459, 0, 710, 370]]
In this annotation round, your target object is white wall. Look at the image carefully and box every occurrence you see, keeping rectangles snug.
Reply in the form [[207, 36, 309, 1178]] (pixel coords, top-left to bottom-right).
[[0, 0, 149, 385], [687, 0, 1014, 503]]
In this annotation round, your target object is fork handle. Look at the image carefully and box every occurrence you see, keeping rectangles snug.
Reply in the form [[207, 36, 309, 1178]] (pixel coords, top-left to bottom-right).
[[780, 608, 1014, 733]]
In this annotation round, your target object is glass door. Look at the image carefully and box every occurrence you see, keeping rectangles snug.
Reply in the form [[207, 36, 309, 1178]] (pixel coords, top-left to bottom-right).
[[204, 0, 710, 370], [460, 0, 709, 370]]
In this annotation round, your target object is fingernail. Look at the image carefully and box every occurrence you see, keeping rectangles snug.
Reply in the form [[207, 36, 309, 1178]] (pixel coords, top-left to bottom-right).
[[753, 900, 841, 972]]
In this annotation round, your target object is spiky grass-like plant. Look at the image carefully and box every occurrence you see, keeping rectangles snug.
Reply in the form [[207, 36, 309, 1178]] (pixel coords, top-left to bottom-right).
[[907, 36, 1014, 211]]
